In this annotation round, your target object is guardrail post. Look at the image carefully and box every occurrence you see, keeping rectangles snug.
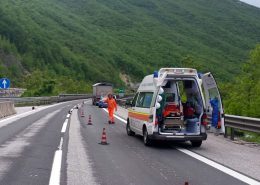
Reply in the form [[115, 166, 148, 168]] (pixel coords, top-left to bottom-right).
[[230, 128, 235, 140], [224, 126, 228, 138]]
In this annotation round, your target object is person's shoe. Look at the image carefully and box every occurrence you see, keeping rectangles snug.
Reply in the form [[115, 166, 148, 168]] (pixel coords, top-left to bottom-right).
[[112, 122, 115, 124], [108, 121, 112, 124]]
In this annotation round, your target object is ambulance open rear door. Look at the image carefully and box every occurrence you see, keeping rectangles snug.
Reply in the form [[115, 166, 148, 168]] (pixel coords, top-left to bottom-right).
[[202, 72, 225, 134]]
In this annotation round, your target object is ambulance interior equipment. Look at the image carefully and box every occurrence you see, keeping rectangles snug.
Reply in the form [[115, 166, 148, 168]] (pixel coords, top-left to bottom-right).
[[158, 79, 203, 134]]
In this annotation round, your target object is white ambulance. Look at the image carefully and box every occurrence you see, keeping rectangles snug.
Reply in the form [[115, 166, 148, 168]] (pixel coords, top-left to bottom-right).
[[126, 68, 225, 147]]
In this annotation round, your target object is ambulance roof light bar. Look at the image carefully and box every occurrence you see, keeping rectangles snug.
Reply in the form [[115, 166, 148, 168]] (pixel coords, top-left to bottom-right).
[[158, 68, 197, 77]]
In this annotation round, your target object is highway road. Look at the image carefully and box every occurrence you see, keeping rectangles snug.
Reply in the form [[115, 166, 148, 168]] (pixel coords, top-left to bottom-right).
[[0, 100, 259, 185]]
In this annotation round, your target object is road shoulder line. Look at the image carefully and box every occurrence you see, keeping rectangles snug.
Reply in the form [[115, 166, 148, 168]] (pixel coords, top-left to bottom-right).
[[177, 148, 260, 185]]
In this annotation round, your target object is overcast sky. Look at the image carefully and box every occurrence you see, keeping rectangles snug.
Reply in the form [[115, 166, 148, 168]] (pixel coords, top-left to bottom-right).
[[240, 0, 260, 8]]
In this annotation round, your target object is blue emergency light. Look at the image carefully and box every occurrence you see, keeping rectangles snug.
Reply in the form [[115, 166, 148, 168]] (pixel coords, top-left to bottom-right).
[[153, 71, 158, 78]]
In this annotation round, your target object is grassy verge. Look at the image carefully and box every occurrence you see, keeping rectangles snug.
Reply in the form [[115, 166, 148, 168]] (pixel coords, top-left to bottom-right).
[[225, 127, 260, 143], [240, 131, 260, 143]]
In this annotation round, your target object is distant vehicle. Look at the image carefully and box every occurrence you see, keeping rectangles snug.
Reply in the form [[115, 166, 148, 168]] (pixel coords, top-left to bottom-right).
[[92, 83, 113, 105], [98, 100, 108, 108], [126, 68, 224, 147]]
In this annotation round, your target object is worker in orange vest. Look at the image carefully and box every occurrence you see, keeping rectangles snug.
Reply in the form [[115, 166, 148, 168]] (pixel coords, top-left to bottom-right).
[[104, 94, 117, 124]]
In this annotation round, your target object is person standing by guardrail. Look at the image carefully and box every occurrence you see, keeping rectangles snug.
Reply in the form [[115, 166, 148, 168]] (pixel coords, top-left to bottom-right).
[[104, 94, 117, 124], [210, 97, 221, 135]]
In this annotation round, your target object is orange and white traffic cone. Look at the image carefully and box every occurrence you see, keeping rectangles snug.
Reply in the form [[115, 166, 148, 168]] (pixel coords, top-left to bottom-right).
[[80, 110, 85, 117], [99, 128, 108, 145], [88, 115, 92, 125]]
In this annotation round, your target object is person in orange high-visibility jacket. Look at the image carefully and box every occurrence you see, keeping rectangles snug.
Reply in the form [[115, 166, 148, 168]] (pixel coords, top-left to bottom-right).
[[104, 94, 117, 124]]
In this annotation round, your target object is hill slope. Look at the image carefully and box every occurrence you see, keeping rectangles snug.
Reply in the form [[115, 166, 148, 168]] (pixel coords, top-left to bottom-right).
[[0, 0, 259, 94]]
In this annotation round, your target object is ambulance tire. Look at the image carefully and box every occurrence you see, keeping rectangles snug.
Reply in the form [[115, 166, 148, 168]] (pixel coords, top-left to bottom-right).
[[143, 127, 152, 146], [126, 120, 135, 136], [191, 140, 202, 147]]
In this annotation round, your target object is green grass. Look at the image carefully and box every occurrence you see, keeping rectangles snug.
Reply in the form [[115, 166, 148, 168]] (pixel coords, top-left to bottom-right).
[[241, 132, 260, 143]]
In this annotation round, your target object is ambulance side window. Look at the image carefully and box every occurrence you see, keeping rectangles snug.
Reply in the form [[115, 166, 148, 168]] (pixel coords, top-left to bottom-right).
[[142, 92, 153, 108], [131, 93, 139, 107], [136, 92, 153, 108], [136, 93, 145, 107]]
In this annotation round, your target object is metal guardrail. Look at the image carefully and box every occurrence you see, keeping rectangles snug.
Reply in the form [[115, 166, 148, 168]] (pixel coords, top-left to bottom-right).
[[224, 115, 260, 140], [0, 94, 92, 106]]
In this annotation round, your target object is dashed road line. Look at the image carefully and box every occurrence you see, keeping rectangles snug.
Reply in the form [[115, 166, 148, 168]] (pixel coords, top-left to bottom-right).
[[49, 150, 62, 185], [61, 119, 68, 134], [49, 108, 76, 185], [58, 137, 64, 150]]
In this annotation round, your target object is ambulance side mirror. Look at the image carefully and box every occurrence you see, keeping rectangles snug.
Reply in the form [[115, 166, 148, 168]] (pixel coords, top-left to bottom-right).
[[125, 99, 132, 106]]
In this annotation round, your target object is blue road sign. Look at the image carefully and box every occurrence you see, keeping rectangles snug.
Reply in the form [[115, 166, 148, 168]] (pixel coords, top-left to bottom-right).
[[0, 78, 10, 89]]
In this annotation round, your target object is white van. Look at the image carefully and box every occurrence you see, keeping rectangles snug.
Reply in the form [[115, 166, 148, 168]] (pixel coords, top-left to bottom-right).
[[126, 68, 225, 147]]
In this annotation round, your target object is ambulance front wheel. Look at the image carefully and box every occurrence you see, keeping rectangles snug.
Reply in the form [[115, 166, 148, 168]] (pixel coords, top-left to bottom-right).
[[143, 127, 152, 146], [191, 140, 202, 147], [126, 119, 135, 136]]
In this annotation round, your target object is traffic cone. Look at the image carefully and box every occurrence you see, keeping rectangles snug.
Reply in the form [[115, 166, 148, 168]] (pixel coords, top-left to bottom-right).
[[99, 128, 109, 145], [80, 110, 85, 117], [87, 115, 92, 125]]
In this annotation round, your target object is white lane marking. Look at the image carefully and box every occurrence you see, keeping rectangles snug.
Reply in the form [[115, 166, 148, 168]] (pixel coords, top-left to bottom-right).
[[58, 137, 64, 150], [61, 119, 68, 133], [49, 150, 62, 185], [0, 110, 60, 181], [177, 148, 260, 185], [102, 108, 260, 185], [66, 114, 70, 118], [102, 108, 127, 124]]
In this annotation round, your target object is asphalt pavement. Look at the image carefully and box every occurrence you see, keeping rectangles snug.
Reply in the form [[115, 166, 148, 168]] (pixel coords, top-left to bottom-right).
[[0, 101, 80, 185], [75, 102, 250, 185], [0, 100, 259, 185]]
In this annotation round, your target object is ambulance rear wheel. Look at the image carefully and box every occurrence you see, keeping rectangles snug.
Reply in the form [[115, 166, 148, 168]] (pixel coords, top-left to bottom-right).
[[126, 120, 135, 136], [191, 140, 202, 147], [143, 127, 152, 146]]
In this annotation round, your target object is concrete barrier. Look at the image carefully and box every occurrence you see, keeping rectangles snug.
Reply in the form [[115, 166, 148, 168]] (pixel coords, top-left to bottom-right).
[[0, 101, 16, 119]]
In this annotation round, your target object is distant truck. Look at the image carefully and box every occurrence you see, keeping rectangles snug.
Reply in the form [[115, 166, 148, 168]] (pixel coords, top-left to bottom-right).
[[92, 83, 113, 105]]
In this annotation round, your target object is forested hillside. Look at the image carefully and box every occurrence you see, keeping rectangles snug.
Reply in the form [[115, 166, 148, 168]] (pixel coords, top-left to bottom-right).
[[0, 0, 259, 96], [224, 44, 260, 118]]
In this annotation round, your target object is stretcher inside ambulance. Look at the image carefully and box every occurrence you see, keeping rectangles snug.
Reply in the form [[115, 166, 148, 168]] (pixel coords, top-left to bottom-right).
[[157, 79, 204, 134]]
